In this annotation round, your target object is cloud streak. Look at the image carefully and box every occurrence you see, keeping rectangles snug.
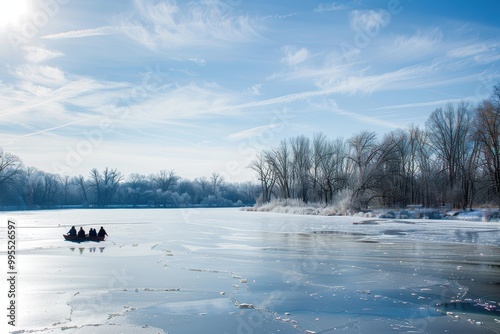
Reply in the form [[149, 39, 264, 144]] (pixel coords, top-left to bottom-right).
[[42, 26, 117, 39], [226, 123, 282, 140], [314, 2, 347, 13], [22, 46, 64, 63], [367, 97, 477, 111]]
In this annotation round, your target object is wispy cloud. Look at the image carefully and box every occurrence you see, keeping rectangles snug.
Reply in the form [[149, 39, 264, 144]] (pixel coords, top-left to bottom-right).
[[367, 97, 476, 111], [281, 46, 310, 66], [273, 35, 452, 96], [126, 82, 239, 123], [188, 58, 207, 66], [42, 26, 117, 39], [314, 2, 347, 13], [323, 99, 401, 129], [392, 28, 443, 59], [349, 9, 390, 33], [395, 29, 442, 49], [120, 0, 262, 50], [133, 82, 338, 124], [447, 40, 500, 65], [0, 64, 130, 130], [309, 99, 401, 129], [246, 84, 261, 95], [2, 118, 91, 145], [12, 64, 67, 87], [226, 123, 282, 140], [325, 64, 437, 94], [22, 46, 64, 63], [332, 107, 401, 129], [232, 88, 336, 111]]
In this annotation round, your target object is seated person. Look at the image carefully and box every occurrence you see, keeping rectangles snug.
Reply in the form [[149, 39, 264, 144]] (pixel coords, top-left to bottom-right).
[[97, 226, 108, 237], [68, 226, 77, 236], [77, 227, 86, 238], [89, 228, 97, 237]]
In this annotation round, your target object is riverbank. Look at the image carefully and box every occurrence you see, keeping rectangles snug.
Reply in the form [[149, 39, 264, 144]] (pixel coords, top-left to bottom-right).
[[245, 199, 500, 222]]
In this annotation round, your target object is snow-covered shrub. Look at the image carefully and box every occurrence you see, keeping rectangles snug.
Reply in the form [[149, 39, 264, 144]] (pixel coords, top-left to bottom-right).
[[379, 211, 396, 219], [330, 189, 355, 215], [455, 211, 483, 221], [200, 195, 234, 207], [486, 211, 500, 222]]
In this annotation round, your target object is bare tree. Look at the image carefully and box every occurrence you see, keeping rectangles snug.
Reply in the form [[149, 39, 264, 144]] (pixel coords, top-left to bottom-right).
[[88, 167, 123, 207], [378, 130, 407, 207], [426, 102, 472, 208], [102, 167, 123, 206], [474, 85, 500, 208], [24, 167, 43, 207], [348, 131, 381, 208], [290, 135, 311, 202], [461, 136, 481, 210], [413, 128, 438, 207], [195, 177, 211, 199], [61, 175, 71, 206], [22, 168, 60, 208], [378, 127, 426, 207], [348, 131, 401, 209], [75, 175, 89, 206], [210, 172, 225, 198], [310, 133, 350, 203], [249, 153, 275, 203], [265, 139, 292, 199], [310, 133, 327, 202], [89, 168, 102, 206], [406, 125, 423, 205]]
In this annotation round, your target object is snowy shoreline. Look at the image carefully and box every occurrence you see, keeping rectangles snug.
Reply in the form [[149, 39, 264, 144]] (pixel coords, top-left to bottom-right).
[[245, 199, 500, 222], [242, 202, 500, 246]]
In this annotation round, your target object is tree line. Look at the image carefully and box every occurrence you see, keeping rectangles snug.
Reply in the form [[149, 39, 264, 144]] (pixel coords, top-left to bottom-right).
[[0, 159, 259, 210], [250, 85, 500, 210]]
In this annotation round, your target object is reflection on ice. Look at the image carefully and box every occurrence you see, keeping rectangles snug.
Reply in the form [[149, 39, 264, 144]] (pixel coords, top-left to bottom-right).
[[1, 208, 499, 333], [438, 299, 500, 316], [69, 247, 106, 254]]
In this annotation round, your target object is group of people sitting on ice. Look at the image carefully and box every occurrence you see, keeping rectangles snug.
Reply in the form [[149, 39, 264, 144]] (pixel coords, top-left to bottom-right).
[[67, 226, 108, 238]]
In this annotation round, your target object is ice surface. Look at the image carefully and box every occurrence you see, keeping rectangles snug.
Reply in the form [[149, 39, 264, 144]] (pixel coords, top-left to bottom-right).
[[0, 208, 499, 333]]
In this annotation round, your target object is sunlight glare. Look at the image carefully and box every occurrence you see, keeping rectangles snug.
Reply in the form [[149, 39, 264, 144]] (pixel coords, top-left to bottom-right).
[[0, 0, 30, 28]]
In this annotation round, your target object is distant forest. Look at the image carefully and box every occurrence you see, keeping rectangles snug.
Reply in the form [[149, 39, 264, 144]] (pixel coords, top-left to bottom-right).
[[250, 85, 500, 210], [0, 162, 260, 210], [1, 85, 499, 211]]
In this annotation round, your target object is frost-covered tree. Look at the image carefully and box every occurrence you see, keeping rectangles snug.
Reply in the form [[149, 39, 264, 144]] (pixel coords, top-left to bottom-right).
[[154, 169, 179, 193], [0, 150, 22, 187], [210, 172, 225, 198], [88, 167, 123, 207]]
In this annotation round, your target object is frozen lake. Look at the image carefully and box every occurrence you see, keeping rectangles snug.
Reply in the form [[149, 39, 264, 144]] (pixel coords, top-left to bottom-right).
[[1, 208, 500, 333]]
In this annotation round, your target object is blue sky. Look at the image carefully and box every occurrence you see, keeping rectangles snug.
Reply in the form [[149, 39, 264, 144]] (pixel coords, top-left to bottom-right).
[[0, 0, 499, 182]]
